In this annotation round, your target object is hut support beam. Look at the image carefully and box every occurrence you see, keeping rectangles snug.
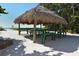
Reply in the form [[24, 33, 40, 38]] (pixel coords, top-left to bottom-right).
[[33, 23, 36, 43], [18, 23, 21, 35], [40, 24, 42, 28]]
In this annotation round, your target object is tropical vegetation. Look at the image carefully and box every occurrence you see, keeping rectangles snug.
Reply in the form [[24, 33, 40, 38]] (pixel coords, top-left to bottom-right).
[[0, 5, 7, 31], [40, 3, 79, 33]]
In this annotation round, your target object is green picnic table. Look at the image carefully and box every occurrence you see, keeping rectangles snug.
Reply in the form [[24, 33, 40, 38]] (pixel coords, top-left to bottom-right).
[[35, 28, 56, 44], [19, 28, 64, 44]]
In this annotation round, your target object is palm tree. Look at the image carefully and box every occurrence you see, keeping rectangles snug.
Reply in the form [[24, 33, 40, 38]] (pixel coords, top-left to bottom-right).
[[40, 3, 79, 33], [0, 5, 8, 30], [0, 6, 7, 14]]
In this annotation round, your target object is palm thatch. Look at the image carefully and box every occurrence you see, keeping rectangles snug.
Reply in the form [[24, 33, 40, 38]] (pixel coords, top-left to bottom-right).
[[14, 6, 67, 25]]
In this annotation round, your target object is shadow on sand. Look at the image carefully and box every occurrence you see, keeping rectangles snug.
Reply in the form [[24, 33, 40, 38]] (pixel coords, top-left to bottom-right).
[[45, 35, 79, 53], [0, 34, 79, 56], [0, 37, 26, 56], [24, 35, 79, 56]]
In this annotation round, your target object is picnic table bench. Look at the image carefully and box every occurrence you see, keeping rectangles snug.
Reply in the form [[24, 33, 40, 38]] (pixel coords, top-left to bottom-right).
[[20, 28, 66, 44]]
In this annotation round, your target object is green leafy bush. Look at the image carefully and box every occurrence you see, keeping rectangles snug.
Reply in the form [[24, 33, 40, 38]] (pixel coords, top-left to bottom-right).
[[0, 27, 5, 31]]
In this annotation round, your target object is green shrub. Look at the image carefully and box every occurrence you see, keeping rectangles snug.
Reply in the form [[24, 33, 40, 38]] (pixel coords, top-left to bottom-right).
[[0, 27, 5, 31]]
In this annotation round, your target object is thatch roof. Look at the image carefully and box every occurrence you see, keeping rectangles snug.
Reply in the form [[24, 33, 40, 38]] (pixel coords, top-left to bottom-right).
[[14, 6, 67, 25]]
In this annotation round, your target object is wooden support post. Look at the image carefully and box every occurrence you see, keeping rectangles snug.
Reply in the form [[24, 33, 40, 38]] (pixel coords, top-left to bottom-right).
[[33, 23, 36, 43], [18, 23, 21, 35], [60, 24, 62, 38], [40, 24, 42, 28]]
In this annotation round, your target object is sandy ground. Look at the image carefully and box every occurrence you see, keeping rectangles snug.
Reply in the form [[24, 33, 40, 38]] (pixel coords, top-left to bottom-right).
[[0, 29, 79, 56]]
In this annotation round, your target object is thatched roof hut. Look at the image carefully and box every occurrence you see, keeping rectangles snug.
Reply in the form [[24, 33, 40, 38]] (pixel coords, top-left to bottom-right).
[[14, 6, 67, 25], [14, 6, 67, 43]]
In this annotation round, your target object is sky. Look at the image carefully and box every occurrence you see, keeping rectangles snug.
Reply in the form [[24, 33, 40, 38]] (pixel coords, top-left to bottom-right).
[[0, 3, 38, 28]]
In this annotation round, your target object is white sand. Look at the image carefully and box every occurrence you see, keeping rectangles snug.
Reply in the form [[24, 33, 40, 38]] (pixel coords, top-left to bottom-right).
[[0, 29, 79, 56]]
